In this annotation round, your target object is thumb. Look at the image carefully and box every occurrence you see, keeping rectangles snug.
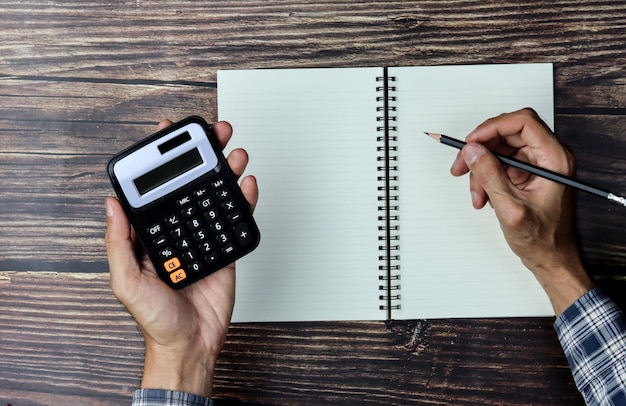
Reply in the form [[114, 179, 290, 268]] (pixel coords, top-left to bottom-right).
[[105, 197, 141, 294], [462, 143, 514, 209]]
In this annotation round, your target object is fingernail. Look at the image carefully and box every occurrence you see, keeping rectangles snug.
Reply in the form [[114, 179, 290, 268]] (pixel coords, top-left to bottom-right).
[[470, 190, 479, 207], [462, 143, 485, 166], [105, 199, 114, 217]]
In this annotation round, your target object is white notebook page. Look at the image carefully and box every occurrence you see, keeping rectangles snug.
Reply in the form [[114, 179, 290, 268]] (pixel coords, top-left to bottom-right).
[[218, 68, 383, 322], [391, 64, 554, 318]]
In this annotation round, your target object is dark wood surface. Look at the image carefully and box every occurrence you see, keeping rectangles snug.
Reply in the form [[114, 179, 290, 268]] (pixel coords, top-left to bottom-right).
[[2, 1, 626, 404]]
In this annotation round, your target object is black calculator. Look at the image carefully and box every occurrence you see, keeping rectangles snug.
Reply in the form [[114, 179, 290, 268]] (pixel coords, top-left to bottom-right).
[[107, 116, 260, 289]]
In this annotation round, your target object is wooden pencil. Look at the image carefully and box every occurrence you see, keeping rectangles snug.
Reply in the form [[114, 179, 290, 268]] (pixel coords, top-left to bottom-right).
[[426, 132, 626, 207]]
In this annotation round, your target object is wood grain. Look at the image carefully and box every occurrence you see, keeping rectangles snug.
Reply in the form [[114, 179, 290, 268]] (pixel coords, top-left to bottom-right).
[[2, 1, 626, 273], [2, 0, 626, 404], [0, 272, 582, 405]]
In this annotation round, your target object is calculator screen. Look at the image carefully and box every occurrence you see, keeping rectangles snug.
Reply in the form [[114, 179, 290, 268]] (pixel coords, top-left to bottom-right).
[[111, 121, 220, 209], [134, 148, 203, 196]]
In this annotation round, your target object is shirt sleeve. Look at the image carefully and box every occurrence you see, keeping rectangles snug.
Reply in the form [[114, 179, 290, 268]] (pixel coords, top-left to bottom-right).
[[554, 287, 626, 405], [131, 389, 213, 406]]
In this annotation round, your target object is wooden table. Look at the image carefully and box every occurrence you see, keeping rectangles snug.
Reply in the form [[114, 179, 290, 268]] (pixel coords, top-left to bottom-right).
[[2, 1, 625, 404]]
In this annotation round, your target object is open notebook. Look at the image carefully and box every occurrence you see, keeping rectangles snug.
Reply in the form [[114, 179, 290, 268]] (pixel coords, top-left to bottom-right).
[[217, 64, 554, 322]]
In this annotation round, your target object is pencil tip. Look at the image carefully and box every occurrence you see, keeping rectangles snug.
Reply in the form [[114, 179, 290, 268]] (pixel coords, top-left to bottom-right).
[[425, 132, 441, 141]]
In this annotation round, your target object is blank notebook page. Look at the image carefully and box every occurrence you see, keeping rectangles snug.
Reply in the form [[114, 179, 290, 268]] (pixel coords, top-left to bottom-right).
[[392, 64, 554, 319], [218, 68, 383, 322]]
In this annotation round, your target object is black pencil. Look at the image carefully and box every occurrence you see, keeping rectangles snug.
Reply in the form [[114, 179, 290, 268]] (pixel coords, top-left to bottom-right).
[[425, 132, 626, 208]]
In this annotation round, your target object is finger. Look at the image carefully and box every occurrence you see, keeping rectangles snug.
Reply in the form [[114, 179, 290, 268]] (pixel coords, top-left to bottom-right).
[[467, 109, 566, 171], [240, 175, 259, 213], [467, 109, 538, 145], [156, 119, 173, 131], [227, 148, 249, 179], [462, 143, 515, 210], [453, 109, 539, 177], [212, 121, 234, 150], [467, 171, 490, 209], [105, 197, 141, 294], [450, 149, 470, 177]]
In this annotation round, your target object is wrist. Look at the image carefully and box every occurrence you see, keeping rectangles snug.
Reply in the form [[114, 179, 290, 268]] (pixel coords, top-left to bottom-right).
[[141, 342, 218, 398], [527, 254, 594, 316]]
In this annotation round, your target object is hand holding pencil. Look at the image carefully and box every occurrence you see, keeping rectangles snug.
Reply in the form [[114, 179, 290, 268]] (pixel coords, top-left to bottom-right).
[[445, 108, 594, 315]]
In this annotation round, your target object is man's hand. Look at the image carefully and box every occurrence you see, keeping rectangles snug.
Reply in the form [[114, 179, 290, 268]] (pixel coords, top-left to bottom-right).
[[450, 109, 594, 315], [105, 120, 258, 397]]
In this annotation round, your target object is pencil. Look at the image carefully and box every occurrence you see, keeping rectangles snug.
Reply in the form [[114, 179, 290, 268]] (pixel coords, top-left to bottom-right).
[[425, 132, 626, 208]]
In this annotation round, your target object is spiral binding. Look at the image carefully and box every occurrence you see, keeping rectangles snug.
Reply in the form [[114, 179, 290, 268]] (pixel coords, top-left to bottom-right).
[[376, 67, 400, 319]]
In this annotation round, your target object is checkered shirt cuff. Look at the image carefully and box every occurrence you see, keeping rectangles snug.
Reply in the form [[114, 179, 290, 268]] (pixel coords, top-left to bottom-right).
[[555, 287, 626, 405], [131, 389, 213, 406]]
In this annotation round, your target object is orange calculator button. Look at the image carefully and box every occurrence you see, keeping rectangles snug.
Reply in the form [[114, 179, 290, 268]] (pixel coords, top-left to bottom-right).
[[164, 257, 181, 272], [170, 269, 187, 284]]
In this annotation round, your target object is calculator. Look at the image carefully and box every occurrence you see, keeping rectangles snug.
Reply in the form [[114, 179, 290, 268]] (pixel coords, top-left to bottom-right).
[[107, 116, 260, 289]]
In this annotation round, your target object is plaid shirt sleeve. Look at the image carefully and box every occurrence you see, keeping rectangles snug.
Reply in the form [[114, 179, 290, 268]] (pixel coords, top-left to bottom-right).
[[554, 287, 626, 405], [131, 389, 213, 406]]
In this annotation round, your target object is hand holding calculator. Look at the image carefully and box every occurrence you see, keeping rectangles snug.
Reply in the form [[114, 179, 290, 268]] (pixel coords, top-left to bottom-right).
[[107, 116, 260, 289]]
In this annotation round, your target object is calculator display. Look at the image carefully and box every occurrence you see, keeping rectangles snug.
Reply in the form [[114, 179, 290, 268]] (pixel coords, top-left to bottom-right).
[[107, 116, 260, 289], [134, 148, 204, 196], [111, 121, 219, 209]]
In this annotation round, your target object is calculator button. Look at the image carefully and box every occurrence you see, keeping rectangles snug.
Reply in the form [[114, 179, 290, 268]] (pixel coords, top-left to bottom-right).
[[227, 212, 242, 223], [205, 253, 219, 264], [177, 196, 192, 206], [199, 241, 213, 253], [148, 223, 163, 236], [188, 218, 203, 229], [164, 257, 181, 272], [176, 238, 192, 250], [181, 206, 196, 218], [199, 197, 213, 209], [171, 227, 186, 239], [153, 235, 168, 247], [165, 214, 180, 227], [204, 209, 219, 221], [189, 262, 203, 273], [193, 229, 208, 241], [159, 247, 175, 259], [222, 244, 236, 256], [234, 223, 254, 245], [170, 269, 187, 284], [216, 232, 230, 245], [210, 220, 225, 233], [216, 188, 231, 200], [182, 250, 198, 263], [222, 200, 236, 212], [211, 179, 225, 189], [194, 187, 209, 198]]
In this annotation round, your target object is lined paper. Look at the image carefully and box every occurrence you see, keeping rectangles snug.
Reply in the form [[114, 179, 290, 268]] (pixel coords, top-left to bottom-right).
[[391, 64, 554, 318], [218, 68, 383, 322], [218, 64, 554, 322]]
